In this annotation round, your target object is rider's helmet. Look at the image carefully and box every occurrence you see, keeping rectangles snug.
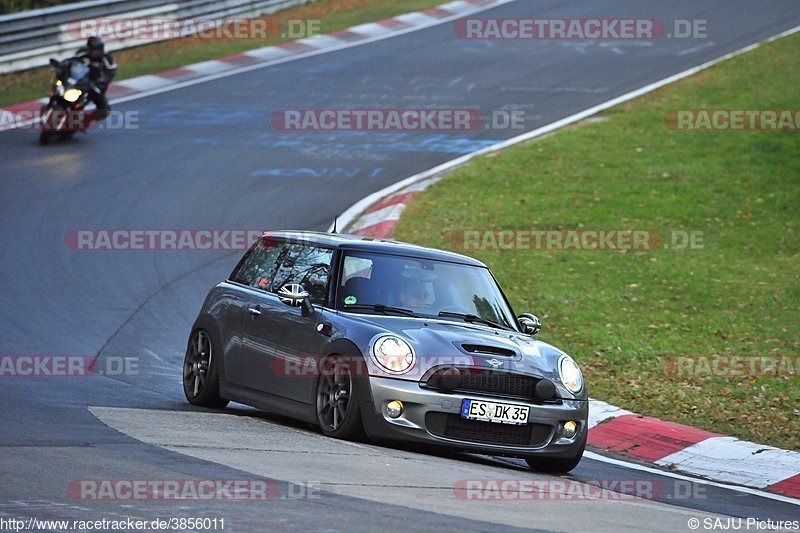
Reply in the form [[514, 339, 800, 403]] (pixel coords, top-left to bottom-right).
[[86, 36, 105, 61]]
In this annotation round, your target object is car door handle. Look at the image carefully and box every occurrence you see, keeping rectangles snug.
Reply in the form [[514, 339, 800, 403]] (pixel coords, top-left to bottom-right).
[[247, 306, 262, 316]]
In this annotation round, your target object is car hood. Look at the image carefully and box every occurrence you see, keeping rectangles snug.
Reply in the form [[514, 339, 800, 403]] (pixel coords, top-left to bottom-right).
[[333, 312, 586, 400]]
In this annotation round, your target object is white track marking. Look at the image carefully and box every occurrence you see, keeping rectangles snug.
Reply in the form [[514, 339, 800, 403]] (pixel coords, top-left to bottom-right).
[[116, 75, 172, 93], [654, 437, 800, 488], [584, 452, 800, 506], [588, 399, 633, 428], [348, 204, 406, 232]]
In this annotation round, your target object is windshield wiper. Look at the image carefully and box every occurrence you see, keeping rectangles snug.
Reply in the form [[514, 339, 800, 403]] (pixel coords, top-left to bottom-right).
[[344, 303, 420, 317], [437, 311, 513, 331]]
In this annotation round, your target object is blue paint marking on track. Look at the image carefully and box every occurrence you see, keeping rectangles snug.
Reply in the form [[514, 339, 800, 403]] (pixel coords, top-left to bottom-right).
[[166, 135, 501, 154], [251, 167, 384, 178]]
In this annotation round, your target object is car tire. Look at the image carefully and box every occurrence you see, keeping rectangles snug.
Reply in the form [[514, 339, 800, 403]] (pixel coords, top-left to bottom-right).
[[525, 438, 586, 474], [182, 329, 229, 409], [315, 355, 365, 441]]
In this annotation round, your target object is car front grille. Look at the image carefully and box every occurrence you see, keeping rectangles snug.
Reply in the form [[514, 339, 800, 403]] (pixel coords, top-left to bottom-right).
[[425, 412, 553, 447], [425, 368, 556, 402], [461, 370, 535, 398]]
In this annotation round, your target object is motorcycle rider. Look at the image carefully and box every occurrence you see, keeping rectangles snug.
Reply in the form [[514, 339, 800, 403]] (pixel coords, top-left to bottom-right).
[[73, 36, 117, 122]]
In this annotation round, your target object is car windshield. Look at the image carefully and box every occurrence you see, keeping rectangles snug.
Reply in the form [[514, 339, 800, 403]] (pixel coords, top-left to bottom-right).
[[336, 251, 517, 329]]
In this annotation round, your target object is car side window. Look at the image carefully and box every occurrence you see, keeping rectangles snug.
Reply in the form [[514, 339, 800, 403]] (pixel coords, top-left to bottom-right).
[[230, 238, 283, 290], [270, 244, 333, 305]]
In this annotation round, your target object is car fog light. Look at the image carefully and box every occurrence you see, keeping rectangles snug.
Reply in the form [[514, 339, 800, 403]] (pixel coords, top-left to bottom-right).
[[563, 421, 577, 439], [386, 400, 404, 418]]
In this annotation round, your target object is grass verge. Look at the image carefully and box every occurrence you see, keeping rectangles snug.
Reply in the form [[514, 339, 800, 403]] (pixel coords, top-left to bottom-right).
[[396, 33, 800, 450], [0, 0, 445, 106]]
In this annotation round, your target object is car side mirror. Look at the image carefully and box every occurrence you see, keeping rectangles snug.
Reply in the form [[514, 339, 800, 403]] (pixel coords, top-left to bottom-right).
[[49, 58, 60, 69], [277, 283, 314, 316], [518, 313, 541, 335]]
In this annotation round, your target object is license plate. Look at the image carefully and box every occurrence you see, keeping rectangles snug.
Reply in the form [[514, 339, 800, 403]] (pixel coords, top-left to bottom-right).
[[461, 398, 529, 425]]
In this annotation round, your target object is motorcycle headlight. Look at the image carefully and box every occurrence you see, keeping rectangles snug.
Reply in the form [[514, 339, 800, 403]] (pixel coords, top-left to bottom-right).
[[558, 355, 584, 394], [63, 89, 82, 103], [55, 81, 64, 96], [371, 335, 415, 374]]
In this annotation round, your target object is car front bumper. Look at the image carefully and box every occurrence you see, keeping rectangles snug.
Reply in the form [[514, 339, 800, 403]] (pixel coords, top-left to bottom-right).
[[360, 375, 588, 459]]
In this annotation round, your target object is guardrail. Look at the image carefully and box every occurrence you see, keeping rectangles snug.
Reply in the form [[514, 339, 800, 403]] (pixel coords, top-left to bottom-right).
[[0, 0, 314, 74]]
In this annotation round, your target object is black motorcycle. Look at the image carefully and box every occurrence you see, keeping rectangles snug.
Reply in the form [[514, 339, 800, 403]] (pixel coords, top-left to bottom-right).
[[39, 58, 92, 145]]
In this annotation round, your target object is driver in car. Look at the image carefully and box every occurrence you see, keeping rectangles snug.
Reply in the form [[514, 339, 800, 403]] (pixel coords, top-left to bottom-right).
[[397, 279, 427, 309]]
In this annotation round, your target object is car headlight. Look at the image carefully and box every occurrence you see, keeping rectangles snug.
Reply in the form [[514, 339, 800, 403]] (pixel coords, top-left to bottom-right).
[[558, 355, 583, 394], [371, 335, 415, 374], [63, 89, 82, 102]]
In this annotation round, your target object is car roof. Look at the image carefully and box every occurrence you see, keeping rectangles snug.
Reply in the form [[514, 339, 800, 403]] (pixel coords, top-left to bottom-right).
[[263, 230, 487, 268]]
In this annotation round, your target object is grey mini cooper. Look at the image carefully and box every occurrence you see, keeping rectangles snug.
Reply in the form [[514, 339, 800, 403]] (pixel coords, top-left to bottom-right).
[[183, 231, 588, 472]]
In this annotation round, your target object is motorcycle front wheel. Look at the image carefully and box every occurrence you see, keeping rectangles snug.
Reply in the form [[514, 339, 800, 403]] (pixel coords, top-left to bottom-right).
[[38, 130, 53, 145]]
